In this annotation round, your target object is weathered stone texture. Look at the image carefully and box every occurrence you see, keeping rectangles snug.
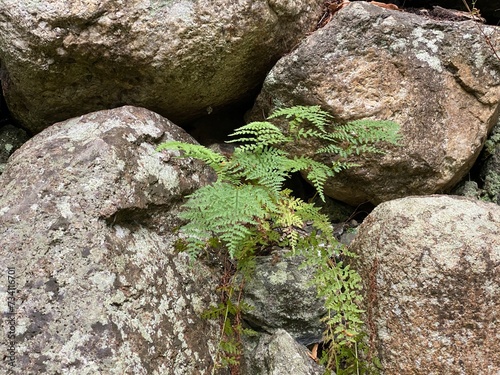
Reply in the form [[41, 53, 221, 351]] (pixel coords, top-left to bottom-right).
[[242, 329, 324, 375], [250, 2, 500, 205], [350, 195, 500, 374], [0, 106, 222, 374], [0, 124, 27, 174], [0, 0, 323, 132], [241, 253, 326, 346], [480, 116, 500, 204]]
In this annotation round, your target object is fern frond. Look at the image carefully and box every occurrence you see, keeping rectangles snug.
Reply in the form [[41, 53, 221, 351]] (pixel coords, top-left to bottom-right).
[[304, 158, 337, 201], [220, 339, 240, 355], [156, 105, 400, 373], [348, 119, 401, 144], [295, 204, 335, 245], [179, 181, 278, 258], [295, 127, 325, 139], [317, 120, 401, 152], [239, 327, 259, 336], [227, 147, 292, 193], [272, 192, 307, 251], [156, 141, 228, 176], [228, 121, 290, 148], [201, 303, 228, 320], [269, 105, 333, 133]]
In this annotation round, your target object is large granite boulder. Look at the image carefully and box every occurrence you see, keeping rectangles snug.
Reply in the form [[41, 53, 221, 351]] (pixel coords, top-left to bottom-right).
[[0, 0, 323, 132], [0, 106, 223, 374], [350, 195, 500, 374], [249, 2, 500, 205]]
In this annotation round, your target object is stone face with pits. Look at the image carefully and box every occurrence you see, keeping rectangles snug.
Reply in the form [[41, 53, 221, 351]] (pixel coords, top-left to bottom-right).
[[0, 106, 222, 374], [350, 195, 500, 374], [249, 2, 500, 205]]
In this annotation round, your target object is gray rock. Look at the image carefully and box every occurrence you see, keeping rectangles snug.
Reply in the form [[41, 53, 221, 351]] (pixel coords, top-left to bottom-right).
[[451, 180, 481, 199], [0, 0, 323, 132], [339, 227, 358, 246], [350, 195, 500, 374], [480, 116, 500, 204], [241, 253, 326, 345], [0, 124, 28, 174], [241, 329, 325, 375], [249, 2, 500, 205], [0, 106, 222, 374]]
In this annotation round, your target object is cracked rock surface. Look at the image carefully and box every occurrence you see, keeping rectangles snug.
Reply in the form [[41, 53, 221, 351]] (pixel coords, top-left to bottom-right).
[[241, 254, 326, 346], [0, 106, 222, 374]]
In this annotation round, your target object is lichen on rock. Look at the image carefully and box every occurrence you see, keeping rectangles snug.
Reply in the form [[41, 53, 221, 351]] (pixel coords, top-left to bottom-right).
[[249, 2, 500, 205], [350, 195, 500, 374], [0, 106, 222, 374]]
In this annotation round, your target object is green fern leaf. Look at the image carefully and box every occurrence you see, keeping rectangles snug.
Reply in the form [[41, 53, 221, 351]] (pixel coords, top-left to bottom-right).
[[269, 105, 333, 133], [155, 105, 400, 373], [157, 141, 227, 173]]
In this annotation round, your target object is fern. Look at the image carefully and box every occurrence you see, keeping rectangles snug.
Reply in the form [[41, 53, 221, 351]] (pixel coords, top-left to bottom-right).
[[227, 147, 292, 193], [228, 121, 291, 149], [269, 105, 333, 133], [179, 181, 278, 258], [157, 141, 228, 176], [156, 105, 399, 373]]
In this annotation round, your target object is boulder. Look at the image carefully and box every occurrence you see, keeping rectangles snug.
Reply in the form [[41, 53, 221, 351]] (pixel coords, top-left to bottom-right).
[[480, 117, 500, 204], [249, 2, 500, 205], [241, 329, 324, 375], [350, 195, 500, 374], [0, 106, 223, 374], [0, 0, 323, 132], [0, 124, 27, 174], [241, 253, 326, 345]]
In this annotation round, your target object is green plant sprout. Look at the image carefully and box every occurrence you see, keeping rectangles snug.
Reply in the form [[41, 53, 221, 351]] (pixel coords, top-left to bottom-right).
[[157, 106, 400, 374]]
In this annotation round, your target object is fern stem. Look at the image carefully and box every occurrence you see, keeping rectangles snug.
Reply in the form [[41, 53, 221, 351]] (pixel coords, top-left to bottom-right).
[[355, 341, 360, 375], [212, 286, 233, 375]]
